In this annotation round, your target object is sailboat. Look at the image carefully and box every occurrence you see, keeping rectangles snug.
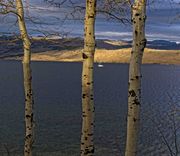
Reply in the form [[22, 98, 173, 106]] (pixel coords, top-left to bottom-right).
[[97, 63, 104, 68]]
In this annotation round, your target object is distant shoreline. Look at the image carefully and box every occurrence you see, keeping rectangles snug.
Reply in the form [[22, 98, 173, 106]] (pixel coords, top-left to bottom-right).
[[0, 37, 180, 65]]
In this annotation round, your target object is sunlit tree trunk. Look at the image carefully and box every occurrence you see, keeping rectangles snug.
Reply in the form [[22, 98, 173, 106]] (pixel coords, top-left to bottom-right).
[[81, 0, 96, 155], [16, 1, 34, 156], [125, 0, 147, 156]]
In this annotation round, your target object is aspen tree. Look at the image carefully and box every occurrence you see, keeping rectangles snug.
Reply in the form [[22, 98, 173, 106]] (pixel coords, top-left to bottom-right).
[[16, 0, 34, 155], [81, 0, 96, 155], [125, 0, 147, 156]]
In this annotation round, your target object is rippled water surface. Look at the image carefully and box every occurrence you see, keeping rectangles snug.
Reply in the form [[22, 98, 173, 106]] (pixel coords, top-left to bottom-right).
[[0, 61, 179, 155]]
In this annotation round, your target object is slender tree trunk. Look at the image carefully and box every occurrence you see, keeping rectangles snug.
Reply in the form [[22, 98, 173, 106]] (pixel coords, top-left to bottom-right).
[[81, 0, 96, 155], [16, 1, 34, 156], [125, 0, 147, 156]]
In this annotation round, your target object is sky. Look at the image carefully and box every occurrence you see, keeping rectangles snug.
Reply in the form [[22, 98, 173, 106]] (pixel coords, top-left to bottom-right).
[[0, 0, 179, 42]]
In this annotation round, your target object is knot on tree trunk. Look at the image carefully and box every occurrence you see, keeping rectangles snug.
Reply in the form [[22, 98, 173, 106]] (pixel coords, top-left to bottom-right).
[[82, 52, 94, 59], [140, 38, 147, 50]]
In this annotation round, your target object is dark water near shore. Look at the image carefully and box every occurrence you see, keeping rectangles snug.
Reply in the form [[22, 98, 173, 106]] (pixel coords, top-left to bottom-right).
[[0, 61, 179, 155]]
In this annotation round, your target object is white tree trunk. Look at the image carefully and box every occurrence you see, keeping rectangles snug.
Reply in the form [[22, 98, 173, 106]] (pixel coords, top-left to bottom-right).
[[16, 1, 34, 156], [81, 0, 96, 155], [125, 0, 147, 156]]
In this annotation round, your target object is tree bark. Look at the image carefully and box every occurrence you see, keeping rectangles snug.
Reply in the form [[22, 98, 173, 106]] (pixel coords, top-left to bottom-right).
[[81, 0, 96, 156], [125, 0, 147, 156], [16, 1, 34, 156]]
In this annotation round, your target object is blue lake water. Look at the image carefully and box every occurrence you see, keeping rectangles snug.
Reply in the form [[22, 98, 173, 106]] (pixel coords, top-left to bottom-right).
[[0, 61, 179, 155]]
